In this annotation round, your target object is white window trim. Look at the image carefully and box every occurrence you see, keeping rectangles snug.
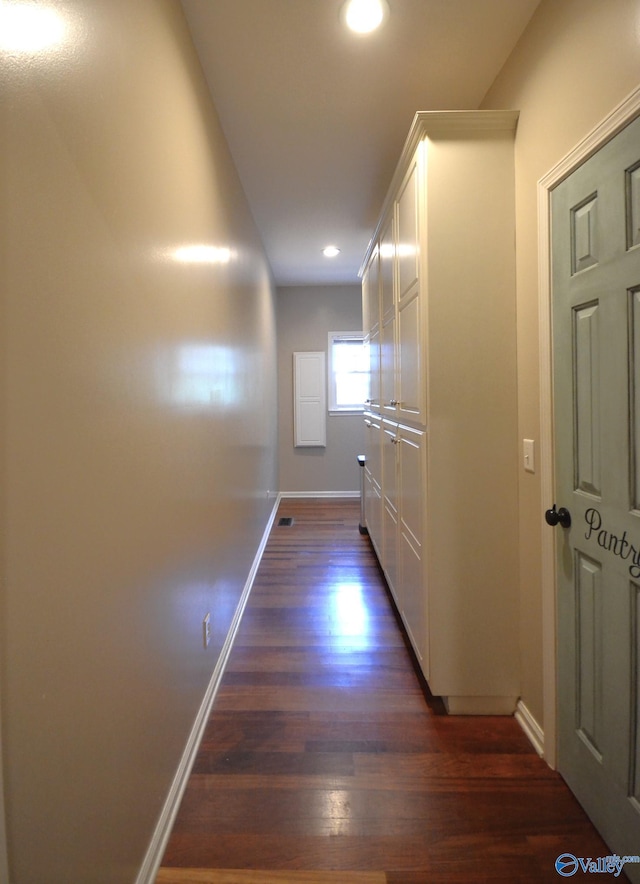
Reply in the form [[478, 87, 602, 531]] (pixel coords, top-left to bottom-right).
[[327, 331, 366, 415]]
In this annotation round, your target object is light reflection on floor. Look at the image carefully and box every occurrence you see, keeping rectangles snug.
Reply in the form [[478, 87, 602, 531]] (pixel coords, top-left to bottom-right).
[[320, 788, 353, 835], [328, 582, 372, 651]]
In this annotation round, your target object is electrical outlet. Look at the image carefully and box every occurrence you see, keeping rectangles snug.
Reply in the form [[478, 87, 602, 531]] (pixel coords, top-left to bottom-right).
[[203, 613, 211, 649]]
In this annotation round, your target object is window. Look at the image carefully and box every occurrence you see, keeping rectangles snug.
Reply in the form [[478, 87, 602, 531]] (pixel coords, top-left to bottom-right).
[[328, 332, 368, 414]]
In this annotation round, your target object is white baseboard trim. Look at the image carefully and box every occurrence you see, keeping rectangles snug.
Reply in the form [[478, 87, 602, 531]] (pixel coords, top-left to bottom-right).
[[135, 496, 280, 884], [279, 490, 359, 499], [0, 707, 9, 884], [515, 699, 545, 758]]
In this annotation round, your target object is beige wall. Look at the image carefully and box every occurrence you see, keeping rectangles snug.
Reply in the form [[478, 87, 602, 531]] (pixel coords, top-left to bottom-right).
[[482, 0, 640, 728], [277, 285, 365, 494], [0, 2, 277, 881]]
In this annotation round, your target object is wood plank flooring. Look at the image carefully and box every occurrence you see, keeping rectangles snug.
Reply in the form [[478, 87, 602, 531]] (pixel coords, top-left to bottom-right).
[[156, 499, 615, 883]]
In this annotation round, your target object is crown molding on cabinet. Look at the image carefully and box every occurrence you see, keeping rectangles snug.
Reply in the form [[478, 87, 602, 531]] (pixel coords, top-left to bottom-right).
[[359, 109, 520, 277]]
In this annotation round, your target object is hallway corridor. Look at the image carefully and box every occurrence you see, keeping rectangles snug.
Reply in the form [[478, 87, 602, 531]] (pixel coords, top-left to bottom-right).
[[156, 498, 612, 883]]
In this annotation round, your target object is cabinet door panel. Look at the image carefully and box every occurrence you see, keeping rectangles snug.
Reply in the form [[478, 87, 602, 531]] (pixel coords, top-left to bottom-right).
[[364, 416, 382, 491], [368, 329, 380, 410], [398, 287, 423, 422], [363, 245, 380, 337], [397, 157, 420, 301], [398, 425, 427, 669], [364, 470, 383, 560], [380, 217, 395, 324], [382, 422, 399, 602], [382, 503, 399, 604], [381, 312, 397, 415], [400, 531, 427, 667], [382, 423, 398, 512], [364, 417, 383, 558], [398, 425, 424, 547], [364, 473, 382, 559], [362, 258, 371, 337]]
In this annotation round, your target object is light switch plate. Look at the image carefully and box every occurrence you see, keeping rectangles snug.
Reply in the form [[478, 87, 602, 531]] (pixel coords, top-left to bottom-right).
[[523, 439, 535, 474]]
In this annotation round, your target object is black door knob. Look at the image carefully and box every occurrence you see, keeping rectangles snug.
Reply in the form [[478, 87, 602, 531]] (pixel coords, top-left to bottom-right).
[[545, 504, 571, 528]]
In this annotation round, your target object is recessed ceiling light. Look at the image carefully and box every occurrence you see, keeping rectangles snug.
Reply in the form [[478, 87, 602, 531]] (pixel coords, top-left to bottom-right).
[[323, 246, 341, 258], [342, 0, 389, 34]]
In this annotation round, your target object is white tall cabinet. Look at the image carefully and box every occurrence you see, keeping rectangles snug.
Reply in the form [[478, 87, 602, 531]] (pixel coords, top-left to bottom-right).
[[361, 111, 520, 714]]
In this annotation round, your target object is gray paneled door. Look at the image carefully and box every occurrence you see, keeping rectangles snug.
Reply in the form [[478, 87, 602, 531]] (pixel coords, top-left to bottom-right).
[[551, 112, 640, 878]]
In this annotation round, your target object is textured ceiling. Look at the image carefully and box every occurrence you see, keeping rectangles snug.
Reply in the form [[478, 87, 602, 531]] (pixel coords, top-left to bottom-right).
[[181, 0, 541, 287]]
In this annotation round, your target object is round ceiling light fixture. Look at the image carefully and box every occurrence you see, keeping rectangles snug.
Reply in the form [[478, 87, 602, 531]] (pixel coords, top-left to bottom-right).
[[342, 0, 389, 34], [323, 246, 341, 258]]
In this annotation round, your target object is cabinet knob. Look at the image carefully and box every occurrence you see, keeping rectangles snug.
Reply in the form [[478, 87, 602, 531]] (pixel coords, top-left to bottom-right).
[[545, 504, 571, 528]]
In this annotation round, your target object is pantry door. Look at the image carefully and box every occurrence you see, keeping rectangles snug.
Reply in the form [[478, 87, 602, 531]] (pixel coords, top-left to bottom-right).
[[551, 111, 640, 873]]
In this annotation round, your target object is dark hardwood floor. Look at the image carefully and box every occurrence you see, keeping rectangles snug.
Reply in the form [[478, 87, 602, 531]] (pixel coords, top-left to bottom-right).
[[156, 498, 614, 883]]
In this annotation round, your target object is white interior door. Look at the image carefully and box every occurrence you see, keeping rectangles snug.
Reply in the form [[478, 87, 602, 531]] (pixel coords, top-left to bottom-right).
[[551, 111, 640, 878]]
